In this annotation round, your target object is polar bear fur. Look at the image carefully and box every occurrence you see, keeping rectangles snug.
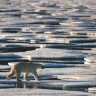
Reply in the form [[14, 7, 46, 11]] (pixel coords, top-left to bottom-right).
[[6, 62, 44, 81]]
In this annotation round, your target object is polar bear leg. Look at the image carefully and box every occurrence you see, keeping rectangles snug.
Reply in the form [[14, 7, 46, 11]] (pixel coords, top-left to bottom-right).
[[15, 70, 21, 81], [24, 73, 28, 81], [6, 68, 15, 80], [32, 70, 39, 81]]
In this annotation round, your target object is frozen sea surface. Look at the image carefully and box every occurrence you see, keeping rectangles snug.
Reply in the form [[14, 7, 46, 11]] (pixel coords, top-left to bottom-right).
[[0, 0, 96, 95]]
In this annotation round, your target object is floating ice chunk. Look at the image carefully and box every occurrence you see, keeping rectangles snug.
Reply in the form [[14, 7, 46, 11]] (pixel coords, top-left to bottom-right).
[[88, 87, 96, 93], [84, 55, 96, 63], [55, 75, 80, 80], [22, 48, 85, 61]]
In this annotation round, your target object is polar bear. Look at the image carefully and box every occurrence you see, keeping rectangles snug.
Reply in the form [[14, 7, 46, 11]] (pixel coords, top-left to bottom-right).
[[6, 62, 44, 81]]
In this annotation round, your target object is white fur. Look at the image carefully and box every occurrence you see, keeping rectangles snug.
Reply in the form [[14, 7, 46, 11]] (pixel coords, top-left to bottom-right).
[[6, 62, 43, 81]]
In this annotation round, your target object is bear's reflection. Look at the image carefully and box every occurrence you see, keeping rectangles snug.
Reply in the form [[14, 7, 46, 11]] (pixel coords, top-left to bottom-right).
[[14, 83, 39, 88]]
